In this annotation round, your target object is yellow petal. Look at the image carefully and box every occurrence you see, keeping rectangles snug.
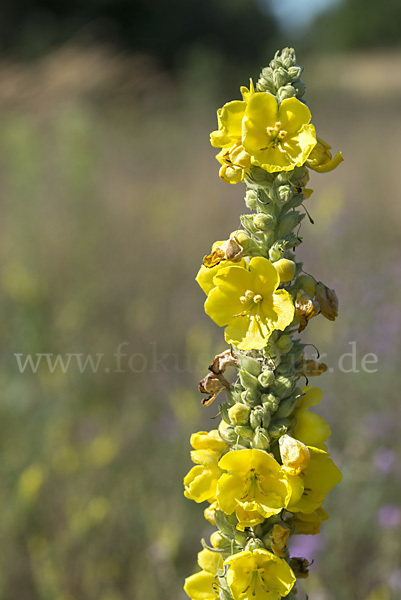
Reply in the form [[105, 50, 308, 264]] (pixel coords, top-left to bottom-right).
[[245, 92, 278, 130], [184, 466, 219, 503], [219, 100, 246, 140], [278, 97, 312, 133], [224, 314, 271, 351], [293, 410, 331, 449], [218, 448, 253, 474], [205, 286, 244, 327], [249, 256, 280, 295], [216, 472, 245, 514], [270, 289, 295, 330], [184, 570, 218, 600], [311, 150, 343, 173], [191, 430, 227, 452], [290, 447, 342, 514], [235, 505, 265, 531]]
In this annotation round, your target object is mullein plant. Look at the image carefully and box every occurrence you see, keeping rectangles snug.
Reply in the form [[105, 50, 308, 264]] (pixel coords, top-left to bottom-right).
[[183, 48, 343, 600]]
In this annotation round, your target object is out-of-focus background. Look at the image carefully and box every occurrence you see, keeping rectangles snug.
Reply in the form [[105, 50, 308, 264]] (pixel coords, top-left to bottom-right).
[[1, 1, 401, 599]]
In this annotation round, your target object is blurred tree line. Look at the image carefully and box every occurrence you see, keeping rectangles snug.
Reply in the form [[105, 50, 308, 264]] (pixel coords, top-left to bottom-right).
[[0, 0, 400, 67], [0, 0, 280, 69], [308, 0, 401, 51]]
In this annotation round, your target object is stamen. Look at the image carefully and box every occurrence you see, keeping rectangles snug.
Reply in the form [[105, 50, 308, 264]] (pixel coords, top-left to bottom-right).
[[253, 294, 262, 303]]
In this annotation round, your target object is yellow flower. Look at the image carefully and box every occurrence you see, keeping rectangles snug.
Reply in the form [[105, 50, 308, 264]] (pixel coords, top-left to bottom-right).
[[292, 387, 331, 449], [306, 137, 343, 173], [243, 93, 317, 173], [204, 257, 294, 351], [216, 449, 303, 520], [224, 549, 295, 600], [184, 431, 226, 503], [292, 507, 329, 535], [289, 446, 342, 514], [184, 571, 218, 600]]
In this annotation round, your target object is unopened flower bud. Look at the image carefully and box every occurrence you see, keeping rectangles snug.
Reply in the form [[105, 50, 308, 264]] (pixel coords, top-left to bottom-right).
[[262, 393, 280, 414], [297, 274, 316, 298], [271, 375, 294, 399], [277, 184, 293, 204], [315, 281, 339, 321], [279, 434, 310, 475], [278, 85, 296, 102], [273, 67, 290, 88], [235, 425, 254, 439], [228, 403, 250, 426], [252, 428, 270, 450], [258, 368, 275, 388], [273, 258, 296, 283], [210, 531, 230, 549], [269, 242, 285, 262], [268, 418, 290, 439], [288, 65, 303, 80], [245, 190, 258, 210], [231, 229, 251, 251], [254, 213, 273, 231], [270, 58, 282, 70], [245, 538, 265, 552], [280, 47, 296, 68], [241, 389, 261, 407], [218, 420, 237, 443], [276, 335, 293, 354]]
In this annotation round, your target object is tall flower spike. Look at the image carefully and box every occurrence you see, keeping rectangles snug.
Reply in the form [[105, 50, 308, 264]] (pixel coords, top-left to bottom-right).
[[184, 47, 343, 600]]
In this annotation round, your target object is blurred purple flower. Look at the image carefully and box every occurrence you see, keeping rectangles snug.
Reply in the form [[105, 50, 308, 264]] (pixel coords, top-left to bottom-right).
[[373, 448, 395, 474], [289, 534, 325, 562], [378, 504, 401, 528], [389, 570, 401, 591]]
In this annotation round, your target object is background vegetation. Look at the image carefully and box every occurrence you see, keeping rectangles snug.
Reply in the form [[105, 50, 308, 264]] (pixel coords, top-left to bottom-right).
[[0, 1, 401, 599]]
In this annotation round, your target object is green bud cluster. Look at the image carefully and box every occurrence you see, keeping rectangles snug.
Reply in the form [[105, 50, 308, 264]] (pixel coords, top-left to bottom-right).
[[257, 48, 306, 102]]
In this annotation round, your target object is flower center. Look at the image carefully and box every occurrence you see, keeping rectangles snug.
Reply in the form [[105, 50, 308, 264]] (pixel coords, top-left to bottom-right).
[[241, 566, 269, 595], [264, 121, 287, 149], [239, 290, 262, 304]]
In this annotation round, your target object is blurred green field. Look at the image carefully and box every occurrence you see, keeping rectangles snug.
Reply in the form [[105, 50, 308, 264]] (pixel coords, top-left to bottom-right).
[[0, 45, 401, 600]]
